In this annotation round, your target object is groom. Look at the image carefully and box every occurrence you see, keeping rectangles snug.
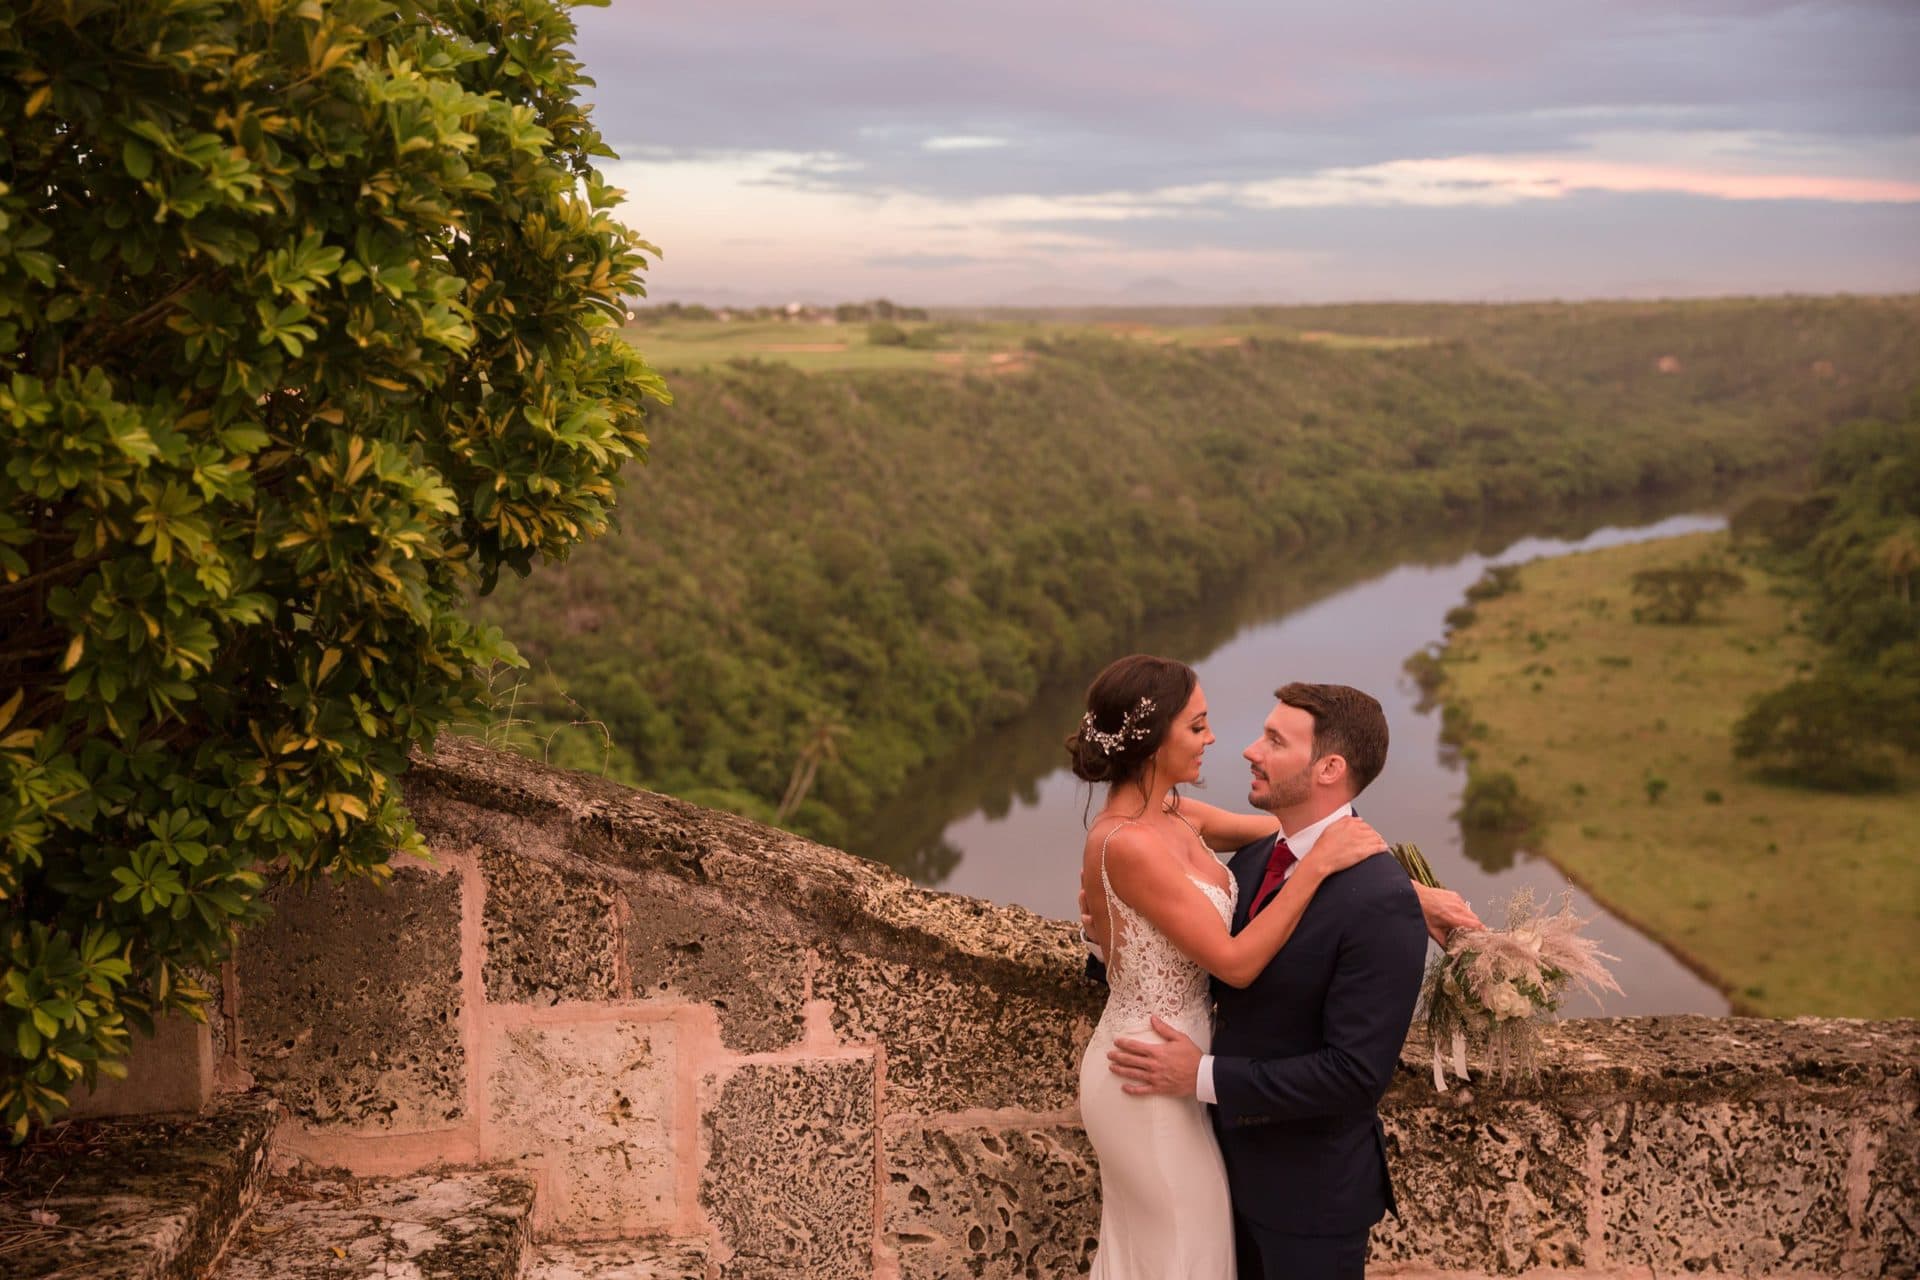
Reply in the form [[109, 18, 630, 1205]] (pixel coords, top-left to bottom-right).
[[1107, 682, 1429, 1280]]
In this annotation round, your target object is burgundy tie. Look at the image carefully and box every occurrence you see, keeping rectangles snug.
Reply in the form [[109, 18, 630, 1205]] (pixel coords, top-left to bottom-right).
[[1249, 837, 1296, 919]]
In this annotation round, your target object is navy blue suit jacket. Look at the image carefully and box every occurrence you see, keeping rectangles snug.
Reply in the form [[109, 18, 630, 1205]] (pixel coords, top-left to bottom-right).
[[1209, 832, 1427, 1235]]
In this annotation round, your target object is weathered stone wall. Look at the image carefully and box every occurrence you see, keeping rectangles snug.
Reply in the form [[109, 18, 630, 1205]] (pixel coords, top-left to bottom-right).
[[217, 738, 1918, 1278]]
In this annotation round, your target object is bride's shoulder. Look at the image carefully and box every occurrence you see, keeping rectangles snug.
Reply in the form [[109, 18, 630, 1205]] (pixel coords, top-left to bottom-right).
[[1083, 815, 1146, 854], [1091, 823, 1179, 889], [1085, 812, 1143, 842]]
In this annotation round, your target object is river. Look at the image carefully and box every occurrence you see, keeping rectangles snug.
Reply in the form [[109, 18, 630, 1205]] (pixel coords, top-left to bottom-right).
[[851, 484, 1809, 1016]]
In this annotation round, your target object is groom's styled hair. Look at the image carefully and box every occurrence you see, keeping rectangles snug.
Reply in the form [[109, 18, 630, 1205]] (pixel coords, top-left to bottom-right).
[[1275, 682, 1389, 795]]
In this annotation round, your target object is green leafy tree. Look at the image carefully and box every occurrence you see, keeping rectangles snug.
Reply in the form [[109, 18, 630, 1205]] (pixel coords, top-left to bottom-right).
[[1456, 769, 1533, 831], [1730, 491, 1831, 554], [0, 0, 665, 1136], [1733, 674, 1913, 792], [1629, 564, 1745, 624], [1463, 563, 1522, 602]]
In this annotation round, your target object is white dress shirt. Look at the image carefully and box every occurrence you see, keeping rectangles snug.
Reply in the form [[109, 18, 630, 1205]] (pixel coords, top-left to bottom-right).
[[1194, 802, 1356, 1105]]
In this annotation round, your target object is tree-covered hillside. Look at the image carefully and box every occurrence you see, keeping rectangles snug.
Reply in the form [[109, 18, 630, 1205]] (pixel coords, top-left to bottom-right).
[[469, 299, 1920, 845], [1733, 400, 1920, 789]]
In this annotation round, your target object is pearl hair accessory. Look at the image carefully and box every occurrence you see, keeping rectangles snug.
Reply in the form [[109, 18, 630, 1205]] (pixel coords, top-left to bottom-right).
[[1080, 697, 1157, 756]]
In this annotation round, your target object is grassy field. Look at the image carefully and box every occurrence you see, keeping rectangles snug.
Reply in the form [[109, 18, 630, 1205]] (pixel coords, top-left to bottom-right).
[[619, 315, 1428, 373], [1432, 530, 1920, 1018]]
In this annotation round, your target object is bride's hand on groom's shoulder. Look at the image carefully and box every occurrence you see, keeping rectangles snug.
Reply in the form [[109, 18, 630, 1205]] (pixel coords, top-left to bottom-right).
[[1315, 817, 1386, 875]]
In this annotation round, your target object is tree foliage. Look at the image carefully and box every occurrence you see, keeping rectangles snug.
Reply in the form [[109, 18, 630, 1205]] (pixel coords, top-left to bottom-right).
[[1734, 675, 1911, 791], [1463, 564, 1522, 603], [0, 0, 664, 1134], [1456, 770, 1533, 831], [1733, 400, 1920, 790], [1629, 564, 1745, 624]]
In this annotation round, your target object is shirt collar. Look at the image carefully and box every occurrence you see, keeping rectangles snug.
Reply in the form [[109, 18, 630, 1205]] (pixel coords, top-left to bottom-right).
[[1281, 801, 1356, 862]]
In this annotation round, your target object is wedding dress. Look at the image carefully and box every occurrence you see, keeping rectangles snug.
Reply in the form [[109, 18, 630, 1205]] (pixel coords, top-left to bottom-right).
[[1079, 820, 1237, 1279]]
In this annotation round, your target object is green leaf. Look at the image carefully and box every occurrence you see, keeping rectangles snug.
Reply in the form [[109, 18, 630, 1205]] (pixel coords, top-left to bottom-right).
[[15, 251, 55, 287], [219, 426, 270, 454]]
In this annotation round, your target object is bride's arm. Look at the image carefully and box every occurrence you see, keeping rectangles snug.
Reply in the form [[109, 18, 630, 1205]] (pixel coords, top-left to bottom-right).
[[1176, 800, 1484, 938], [1165, 795, 1280, 852], [1104, 818, 1384, 988]]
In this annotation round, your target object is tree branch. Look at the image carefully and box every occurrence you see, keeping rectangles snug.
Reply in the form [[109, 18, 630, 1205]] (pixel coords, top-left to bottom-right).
[[61, 272, 222, 366], [0, 551, 104, 606]]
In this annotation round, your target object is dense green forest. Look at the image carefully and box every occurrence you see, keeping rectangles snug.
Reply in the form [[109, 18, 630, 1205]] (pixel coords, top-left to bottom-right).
[[467, 298, 1920, 845], [1732, 400, 1920, 789]]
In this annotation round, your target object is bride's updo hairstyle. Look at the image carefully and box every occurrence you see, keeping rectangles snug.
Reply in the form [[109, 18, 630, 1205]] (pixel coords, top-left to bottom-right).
[[1066, 654, 1197, 786]]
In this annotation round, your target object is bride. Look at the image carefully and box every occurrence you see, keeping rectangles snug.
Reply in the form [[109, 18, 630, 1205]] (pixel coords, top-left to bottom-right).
[[1070, 654, 1401, 1280]]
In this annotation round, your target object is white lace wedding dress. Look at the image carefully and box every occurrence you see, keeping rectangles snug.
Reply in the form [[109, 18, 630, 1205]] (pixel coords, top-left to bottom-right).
[[1079, 820, 1238, 1279]]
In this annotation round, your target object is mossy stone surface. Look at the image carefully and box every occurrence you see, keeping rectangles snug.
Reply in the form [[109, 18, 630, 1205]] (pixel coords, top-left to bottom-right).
[[0, 1091, 277, 1280]]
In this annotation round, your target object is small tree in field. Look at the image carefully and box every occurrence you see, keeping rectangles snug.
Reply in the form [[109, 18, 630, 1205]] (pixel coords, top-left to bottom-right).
[[1629, 564, 1745, 624], [0, 0, 666, 1136]]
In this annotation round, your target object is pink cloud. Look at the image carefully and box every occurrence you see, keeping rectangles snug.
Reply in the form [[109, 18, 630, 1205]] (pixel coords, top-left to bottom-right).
[[1413, 155, 1920, 204]]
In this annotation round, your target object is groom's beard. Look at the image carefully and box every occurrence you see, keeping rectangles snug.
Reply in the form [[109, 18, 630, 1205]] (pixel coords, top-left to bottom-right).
[[1255, 761, 1314, 812]]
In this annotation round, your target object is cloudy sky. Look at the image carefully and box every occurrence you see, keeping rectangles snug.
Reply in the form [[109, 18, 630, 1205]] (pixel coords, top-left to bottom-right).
[[575, 1, 1920, 305]]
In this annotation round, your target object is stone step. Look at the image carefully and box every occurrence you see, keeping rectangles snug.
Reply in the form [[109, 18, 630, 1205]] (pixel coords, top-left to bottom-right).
[[0, 1088, 278, 1280], [212, 1166, 537, 1279], [530, 1239, 710, 1279]]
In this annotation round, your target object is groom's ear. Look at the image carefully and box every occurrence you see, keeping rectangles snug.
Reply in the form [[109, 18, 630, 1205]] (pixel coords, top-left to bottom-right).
[[1315, 753, 1349, 788]]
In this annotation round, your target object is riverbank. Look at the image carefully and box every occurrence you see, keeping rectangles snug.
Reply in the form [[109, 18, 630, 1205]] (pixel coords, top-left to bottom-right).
[[1424, 530, 1920, 1018]]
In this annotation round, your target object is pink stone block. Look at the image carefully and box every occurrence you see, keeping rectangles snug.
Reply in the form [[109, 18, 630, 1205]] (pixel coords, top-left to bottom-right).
[[70, 1013, 214, 1119]]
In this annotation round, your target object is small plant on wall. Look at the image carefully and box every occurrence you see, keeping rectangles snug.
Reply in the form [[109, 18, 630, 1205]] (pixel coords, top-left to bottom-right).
[[0, 0, 666, 1137]]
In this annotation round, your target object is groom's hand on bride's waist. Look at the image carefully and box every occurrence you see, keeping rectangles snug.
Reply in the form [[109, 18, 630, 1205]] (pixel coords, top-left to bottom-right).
[[1109, 1016, 1201, 1098]]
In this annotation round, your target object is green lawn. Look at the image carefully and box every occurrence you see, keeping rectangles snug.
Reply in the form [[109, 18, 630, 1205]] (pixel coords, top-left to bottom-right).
[[1436, 531, 1920, 1017]]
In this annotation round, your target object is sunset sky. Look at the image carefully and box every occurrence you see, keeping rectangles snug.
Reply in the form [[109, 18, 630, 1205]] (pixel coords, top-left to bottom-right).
[[574, 1, 1920, 305]]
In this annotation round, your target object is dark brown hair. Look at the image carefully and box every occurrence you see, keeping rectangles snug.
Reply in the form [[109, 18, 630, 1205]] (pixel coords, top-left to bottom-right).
[[1275, 681, 1389, 795], [1066, 654, 1197, 787]]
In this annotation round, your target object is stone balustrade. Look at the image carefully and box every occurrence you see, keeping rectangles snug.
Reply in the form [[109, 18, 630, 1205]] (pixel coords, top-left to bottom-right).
[[215, 737, 1916, 1277]]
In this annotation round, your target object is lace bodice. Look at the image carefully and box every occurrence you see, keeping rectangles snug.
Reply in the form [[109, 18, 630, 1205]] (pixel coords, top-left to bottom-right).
[[1096, 819, 1237, 1032]]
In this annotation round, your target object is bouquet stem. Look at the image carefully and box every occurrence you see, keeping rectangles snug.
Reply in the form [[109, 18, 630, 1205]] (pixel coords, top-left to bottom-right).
[[1390, 841, 1441, 888]]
